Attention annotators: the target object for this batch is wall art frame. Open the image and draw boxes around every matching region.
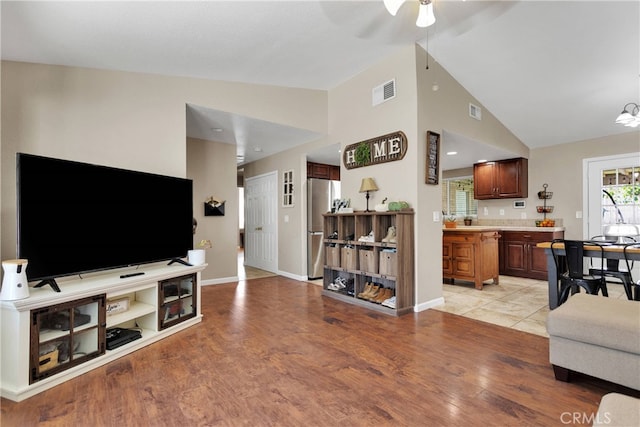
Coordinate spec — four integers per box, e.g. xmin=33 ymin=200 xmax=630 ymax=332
xmin=426 ymin=131 xmax=440 ymax=185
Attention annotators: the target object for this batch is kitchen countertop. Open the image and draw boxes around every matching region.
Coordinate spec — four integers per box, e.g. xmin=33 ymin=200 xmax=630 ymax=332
xmin=442 ymin=225 xmax=565 ymax=232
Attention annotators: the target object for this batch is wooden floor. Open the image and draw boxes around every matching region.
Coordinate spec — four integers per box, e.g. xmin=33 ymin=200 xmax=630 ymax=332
xmin=2 ymin=275 xmax=638 ymax=426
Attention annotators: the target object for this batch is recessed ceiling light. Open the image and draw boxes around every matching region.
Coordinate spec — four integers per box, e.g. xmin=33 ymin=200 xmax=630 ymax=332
xmin=477 ymin=159 xmax=488 ymax=163
xmin=446 ymin=151 xmax=457 ymax=156
xmin=211 ymin=127 xmax=223 ymax=132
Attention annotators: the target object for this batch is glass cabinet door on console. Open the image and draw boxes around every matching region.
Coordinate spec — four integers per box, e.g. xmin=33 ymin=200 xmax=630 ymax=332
xmin=30 ymin=295 xmax=106 ymax=383
xmin=158 ymin=274 xmax=197 ymax=330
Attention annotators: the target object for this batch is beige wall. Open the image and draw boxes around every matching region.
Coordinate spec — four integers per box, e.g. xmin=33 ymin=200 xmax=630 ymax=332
xmin=528 ymin=133 xmax=639 ymax=239
xmin=329 ymin=46 xmax=419 ymax=210
xmin=0 ymin=60 xmax=3 ymax=262
xmin=187 ymin=138 xmax=238 ymax=282
xmin=3 ymin=58 xmax=638 ymax=307
xmin=242 ymin=137 xmax=337 ymax=278
xmin=450 ymin=133 xmax=640 ymax=239
xmin=415 ymin=45 xmax=529 ymax=306
xmin=1 ymin=61 xmax=328 ymax=283
xmin=242 ymin=46 xmax=421 ymax=278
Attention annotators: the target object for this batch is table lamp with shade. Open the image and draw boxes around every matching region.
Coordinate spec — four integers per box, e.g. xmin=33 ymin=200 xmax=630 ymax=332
xmin=359 ymin=178 xmax=379 ymax=212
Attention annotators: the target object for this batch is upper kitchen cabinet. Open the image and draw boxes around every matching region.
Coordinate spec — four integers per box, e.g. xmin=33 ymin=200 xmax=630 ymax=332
xmin=307 ymin=161 xmax=340 ymax=181
xmin=473 ymin=158 xmax=528 ymax=200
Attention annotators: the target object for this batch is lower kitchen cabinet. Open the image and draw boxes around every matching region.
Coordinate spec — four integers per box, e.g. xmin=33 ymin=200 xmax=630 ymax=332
xmin=500 ymin=230 xmax=564 ymax=279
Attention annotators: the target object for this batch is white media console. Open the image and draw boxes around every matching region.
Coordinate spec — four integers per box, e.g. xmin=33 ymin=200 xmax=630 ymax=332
xmin=0 ymin=262 xmax=206 ymax=402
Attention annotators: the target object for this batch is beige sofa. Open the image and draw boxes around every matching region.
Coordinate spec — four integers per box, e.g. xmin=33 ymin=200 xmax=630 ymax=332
xmin=546 ymin=293 xmax=640 ymax=390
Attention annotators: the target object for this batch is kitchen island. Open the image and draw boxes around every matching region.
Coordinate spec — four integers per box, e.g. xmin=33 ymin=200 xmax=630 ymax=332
xmin=442 ymin=227 xmax=501 ymax=289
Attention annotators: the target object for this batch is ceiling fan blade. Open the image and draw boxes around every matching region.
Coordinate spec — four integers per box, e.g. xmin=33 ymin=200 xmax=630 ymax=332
xmin=434 ymin=1 xmax=516 ymax=38
xmin=318 ymin=1 xmax=425 ymax=43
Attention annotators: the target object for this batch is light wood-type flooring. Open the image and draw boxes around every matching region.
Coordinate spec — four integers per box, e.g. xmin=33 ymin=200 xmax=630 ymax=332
xmin=2 ymin=274 xmax=638 ymax=426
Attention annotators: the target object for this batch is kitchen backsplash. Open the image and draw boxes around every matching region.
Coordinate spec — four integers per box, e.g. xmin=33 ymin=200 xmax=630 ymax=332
xmin=475 ymin=218 xmax=563 ymax=227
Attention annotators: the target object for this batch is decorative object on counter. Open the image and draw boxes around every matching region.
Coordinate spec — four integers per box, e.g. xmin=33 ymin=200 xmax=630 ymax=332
xmin=188 ymin=239 xmax=212 ymax=266
xmin=0 ymin=259 xmax=30 ymax=301
xmin=615 ymin=102 xmax=640 ymax=128
xmin=464 ymin=217 xmax=473 ymax=226
xmin=375 ymin=197 xmax=389 ymax=212
xmin=333 ymin=198 xmax=350 ymax=213
xmin=197 ymin=239 xmax=212 ymax=249
xmin=343 ymin=131 xmax=407 ymax=169
xmin=536 ymin=206 xmax=554 ymax=213
xmin=106 ymin=296 xmax=130 ymax=316
xmin=204 ymin=197 xmax=225 ymax=216
xmin=426 ymin=130 xmax=440 ymax=185
xmin=536 ymin=183 xmax=554 ymax=226
xmin=444 ymin=215 xmax=457 ymax=228
xmin=359 ymin=177 xmax=379 ymax=212
xmin=388 ymin=201 xmax=410 ymax=211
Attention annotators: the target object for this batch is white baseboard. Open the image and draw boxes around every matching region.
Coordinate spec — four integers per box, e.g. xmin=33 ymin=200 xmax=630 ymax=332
xmin=414 ymin=297 xmax=445 ymax=312
xmin=278 ymin=270 xmax=307 ymax=282
xmin=201 ymin=276 xmax=239 ymax=286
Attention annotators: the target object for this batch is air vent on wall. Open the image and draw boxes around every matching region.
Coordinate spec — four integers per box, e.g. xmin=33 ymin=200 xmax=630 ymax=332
xmin=372 ymin=79 xmax=396 ymax=106
xmin=469 ymin=103 xmax=482 ymax=120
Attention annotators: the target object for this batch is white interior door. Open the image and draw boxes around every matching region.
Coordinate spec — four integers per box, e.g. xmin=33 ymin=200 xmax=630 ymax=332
xmin=244 ymin=171 xmax=278 ymax=272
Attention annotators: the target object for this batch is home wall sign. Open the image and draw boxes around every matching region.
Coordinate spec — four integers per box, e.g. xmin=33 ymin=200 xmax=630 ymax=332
xmin=425 ymin=131 xmax=440 ymax=185
xmin=343 ymin=131 xmax=407 ymax=170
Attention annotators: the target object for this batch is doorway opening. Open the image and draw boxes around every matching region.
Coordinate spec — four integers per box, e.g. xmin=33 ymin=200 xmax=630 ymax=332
xmin=584 ymin=153 xmax=640 ymax=238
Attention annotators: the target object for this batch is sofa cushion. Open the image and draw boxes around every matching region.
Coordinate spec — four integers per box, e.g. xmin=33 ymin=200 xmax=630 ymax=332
xmin=547 ymin=294 xmax=640 ymax=354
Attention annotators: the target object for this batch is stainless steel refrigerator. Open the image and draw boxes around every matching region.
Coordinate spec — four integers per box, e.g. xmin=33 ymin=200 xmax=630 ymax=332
xmin=307 ymin=178 xmax=340 ymax=279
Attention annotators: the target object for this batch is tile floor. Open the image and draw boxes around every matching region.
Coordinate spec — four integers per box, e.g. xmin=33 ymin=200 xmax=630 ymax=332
xmin=433 ymin=276 xmax=630 ymax=337
xmin=236 ymin=250 xmax=629 ymax=338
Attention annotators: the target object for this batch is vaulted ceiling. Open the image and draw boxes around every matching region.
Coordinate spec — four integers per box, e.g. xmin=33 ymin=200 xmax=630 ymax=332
xmin=2 ymin=1 xmax=638 ymax=169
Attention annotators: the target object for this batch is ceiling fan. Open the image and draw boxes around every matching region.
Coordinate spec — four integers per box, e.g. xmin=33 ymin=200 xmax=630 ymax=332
xmin=384 ymin=0 xmax=436 ymax=28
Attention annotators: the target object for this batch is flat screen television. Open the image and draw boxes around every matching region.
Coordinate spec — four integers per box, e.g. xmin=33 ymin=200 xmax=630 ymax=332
xmin=17 ymin=153 xmax=193 ymax=291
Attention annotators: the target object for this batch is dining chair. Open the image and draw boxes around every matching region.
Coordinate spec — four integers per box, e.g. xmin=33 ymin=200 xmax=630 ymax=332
xmin=588 ymin=235 xmax=636 ymax=300
xmin=550 ymin=239 xmax=608 ymax=306
xmin=622 ymin=242 xmax=640 ymax=301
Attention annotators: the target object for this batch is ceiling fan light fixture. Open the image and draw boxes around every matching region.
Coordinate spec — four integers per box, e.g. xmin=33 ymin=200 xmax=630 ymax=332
xmin=615 ymin=112 xmax=633 ymax=124
xmin=416 ymin=0 xmax=436 ymax=28
xmin=383 ymin=0 xmax=406 ymax=16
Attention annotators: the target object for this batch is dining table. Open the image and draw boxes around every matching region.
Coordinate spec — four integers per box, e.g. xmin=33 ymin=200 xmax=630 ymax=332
xmin=537 ymin=241 xmax=640 ymax=309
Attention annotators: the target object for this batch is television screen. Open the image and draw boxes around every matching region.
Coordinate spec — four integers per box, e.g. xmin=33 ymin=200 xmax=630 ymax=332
xmin=17 ymin=153 xmax=193 ymax=285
